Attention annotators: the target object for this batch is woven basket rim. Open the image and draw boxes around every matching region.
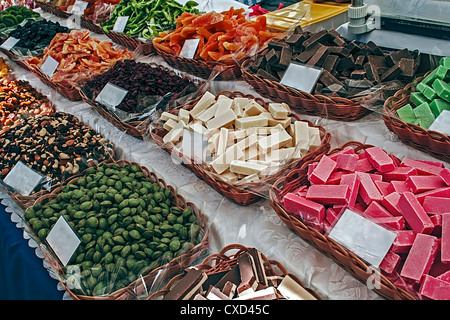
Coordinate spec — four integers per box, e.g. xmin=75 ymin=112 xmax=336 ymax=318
xmin=22 ymin=159 xmax=209 ymax=300
xmin=147 ymin=243 xmax=322 ymax=300
xmin=269 ymin=141 xmax=418 ymax=300
xmin=150 ymin=90 xmax=331 ymax=203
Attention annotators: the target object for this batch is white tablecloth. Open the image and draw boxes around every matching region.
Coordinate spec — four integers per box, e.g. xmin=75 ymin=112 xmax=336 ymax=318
xmin=2 ymin=7 xmax=448 ymax=300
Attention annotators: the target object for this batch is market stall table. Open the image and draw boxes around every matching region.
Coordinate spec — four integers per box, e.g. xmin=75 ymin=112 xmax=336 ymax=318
xmin=0 ymin=4 xmax=448 ymax=300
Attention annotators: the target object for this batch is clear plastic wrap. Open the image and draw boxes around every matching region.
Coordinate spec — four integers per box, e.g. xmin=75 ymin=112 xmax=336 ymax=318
xmin=147 ymin=68 xmax=331 ymax=204
xmin=77 ymin=54 xmax=204 ymax=139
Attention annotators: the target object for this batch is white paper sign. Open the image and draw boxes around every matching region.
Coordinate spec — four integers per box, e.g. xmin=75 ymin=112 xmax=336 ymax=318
xmin=40 ymin=55 xmax=59 ymax=78
xmin=281 ymin=62 xmax=323 ymax=93
xmin=179 ymin=39 xmax=200 ymax=59
xmin=113 ymin=16 xmax=129 ymax=33
xmin=46 ymin=216 xmax=81 ymax=266
xmin=327 ymin=208 xmax=397 ymax=267
xmin=3 ymin=161 xmax=45 ymax=196
xmin=95 ymin=82 xmax=128 ymax=109
xmin=0 ymin=37 xmax=20 ymax=51
xmin=71 ymin=0 xmax=88 ymax=15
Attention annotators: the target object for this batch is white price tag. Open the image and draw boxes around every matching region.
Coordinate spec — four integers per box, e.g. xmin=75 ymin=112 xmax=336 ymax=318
xmin=40 ymin=55 xmax=59 ymax=78
xmin=179 ymin=38 xmax=200 ymax=59
xmin=71 ymin=0 xmax=88 ymax=15
xmin=280 ymin=62 xmax=323 ymax=93
xmin=112 ymin=16 xmax=129 ymax=33
xmin=0 ymin=37 xmax=20 ymax=51
xmin=95 ymin=82 xmax=128 ymax=109
xmin=3 ymin=161 xmax=45 ymax=196
xmin=327 ymin=208 xmax=397 ymax=267
xmin=46 ymin=216 xmax=81 ymax=266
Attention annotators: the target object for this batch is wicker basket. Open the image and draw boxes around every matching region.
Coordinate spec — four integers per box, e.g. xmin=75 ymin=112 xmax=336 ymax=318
xmin=79 ymin=62 xmax=204 ymax=139
xmin=80 ymin=16 xmax=105 ymax=34
xmin=147 ymin=243 xmax=322 ymax=300
xmin=23 ymin=159 xmax=210 ymax=300
xmin=154 ymin=46 xmax=242 ymax=81
xmin=105 ymin=31 xmax=154 ymax=55
xmin=383 ymin=73 xmax=450 ymax=163
xmin=269 ymin=141 xmax=418 ymax=300
xmin=241 ymin=58 xmax=379 ymax=121
xmin=150 ymin=90 xmax=331 ymax=206
xmin=24 ymin=58 xmax=82 ymax=101
xmin=34 ymin=1 xmax=71 ymax=18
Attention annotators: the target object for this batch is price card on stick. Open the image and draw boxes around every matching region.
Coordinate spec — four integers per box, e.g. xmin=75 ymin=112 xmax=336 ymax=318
xmin=113 ymin=16 xmax=129 ymax=33
xmin=3 ymin=161 xmax=45 ymax=196
xmin=179 ymin=39 xmax=200 ymax=59
xmin=46 ymin=216 xmax=81 ymax=266
xmin=327 ymin=208 xmax=397 ymax=268
xmin=95 ymin=82 xmax=128 ymax=110
xmin=0 ymin=37 xmax=19 ymax=51
xmin=280 ymin=62 xmax=323 ymax=94
xmin=40 ymin=55 xmax=59 ymax=78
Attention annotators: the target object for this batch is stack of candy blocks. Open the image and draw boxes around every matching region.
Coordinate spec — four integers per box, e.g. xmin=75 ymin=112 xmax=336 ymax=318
xmin=281 ymin=145 xmax=450 ymax=299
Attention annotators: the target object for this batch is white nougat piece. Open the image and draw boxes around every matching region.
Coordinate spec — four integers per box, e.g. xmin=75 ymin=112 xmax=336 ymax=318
xmin=277 ymin=275 xmax=317 ymax=300
xmin=220 ymin=170 xmax=238 ymax=182
xmin=206 ymin=109 xmax=237 ymax=131
xmin=265 ymin=147 xmax=296 ymax=162
xmin=236 ymin=133 xmax=258 ymax=150
xmin=244 ymin=100 xmax=266 ymax=116
xmin=163 ymin=120 xmax=185 ymax=144
xmin=178 ymin=108 xmax=190 ymax=124
xmin=260 ymin=112 xmax=291 ymax=128
xmin=196 ymin=102 xmax=218 ymax=123
xmin=235 ymin=114 xmax=268 ymax=130
xmin=188 ymin=121 xmax=208 ymax=136
xmin=230 ymin=160 xmax=268 ymax=176
xmin=244 ymin=144 xmax=259 ymax=161
xmin=233 ymin=97 xmax=249 ymax=118
xmin=308 ymin=126 xmax=321 ymax=150
xmin=257 ymin=129 xmax=292 ymax=154
xmin=268 ymin=102 xmax=290 ymax=119
xmin=161 ymin=111 xmax=179 ymax=122
xmin=190 ymin=91 xmax=216 ymax=118
xmin=163 ymin=118 xmax=178 ymax=131
xmin=293 ymin=121 xmax=309 ymax=146
xmin=215 ymin=95 xmax=234 ymax=117
xmin=210 ymin=144 xmax=244 ymax=174
xmin=217 ymin=128 xmax=229 ymax=156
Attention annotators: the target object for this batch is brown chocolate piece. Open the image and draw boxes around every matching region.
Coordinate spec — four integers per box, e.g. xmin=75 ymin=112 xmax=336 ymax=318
xmin=294 ymin=43 xmax=323 ymax=63
xmin=336 ymin=56 xmax=355 ymax=72
xmin=366 ymin=41 xmax=384 ymax=55
xmin=237 ymin=252 xmax=259 ymax=294
xmin=248 ymin=248 xmax=269 ymax=289
xmin=350 ymin=70 xmax=366 ymax=80
xmin=364 ymin=62 xmax=380 ymax=84
xmin=306 ymin=45 xmax=329 ymax=67
xmin=385 ymin=48 xmax=412 ymax=66
xmin=267 ymin=39 xmax=289 ymax=51
xmin=206 ymin=286 xmax=232 ymax=300
xmin=368 ymin=55 xmax=388 ymax=68
xmin=257 ymin=68 xmax=279 ymax=82
xmin=328 ymin=46 xmax=350 ymax=57
xmin=322 ymin=54 xmax=339 ymax=74
xmin=285 ymin=33 xmax=306 ymax=47
xmin=163 ymin=268 xmax=207 ymax=300
xmin=222 ymin=281 xmax=237 ymax=298
xmin=398 ymin=57 xmax=415 ymax=80
xmin=345 ymin=41 xmax=362 ymax=54
xmin=276 ymin=46 xmax=292 ymax=69
xmin=265 ymin=48 xmax=280 ymax=64
xmin=319 ymin=69 xmax=345 ymax=89
xmin=215 ymin=265 xmax=241 ymax=290
xmin=302 ymin=29 xmax=331 ymax=50
xmin=354 ymin=55 xmax=366 ymax=69
xmin=380 ymin=64 xmax=402 ymax=82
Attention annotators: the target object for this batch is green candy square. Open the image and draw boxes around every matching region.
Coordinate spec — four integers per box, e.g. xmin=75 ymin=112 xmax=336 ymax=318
xmin=432 ymin=79 xmax=450 ymax=102
xmin=413 ymin=102 xmax=435 ymax=130
xmin=410 ymin=91 xmax=430 ymax=107
xmin=430 ymin=99 xmax=450 ymax=117
xmin=397 ymin=103 xmax=416 ymax=120
xmin=440 ymin=57 xmax=450 ymax=69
